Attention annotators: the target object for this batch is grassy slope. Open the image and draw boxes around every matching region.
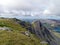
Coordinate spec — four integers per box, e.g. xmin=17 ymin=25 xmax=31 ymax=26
xmin=52 ymin=31 xmax=60 ymax=38
xmin=0 ymin=18 xmax=42 ymax=45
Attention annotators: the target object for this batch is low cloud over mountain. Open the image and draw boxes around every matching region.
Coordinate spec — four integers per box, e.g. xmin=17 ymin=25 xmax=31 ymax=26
xmin=0 ymin=0 xmax=60 ymax=19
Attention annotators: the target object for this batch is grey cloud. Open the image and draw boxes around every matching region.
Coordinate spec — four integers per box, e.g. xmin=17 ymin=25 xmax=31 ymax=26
xmin=0 ymin=0 xmax=60 ymax=19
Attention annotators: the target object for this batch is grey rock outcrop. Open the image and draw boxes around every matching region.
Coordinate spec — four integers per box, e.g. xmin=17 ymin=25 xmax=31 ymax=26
xmin=31 ymin=20 xmax=58 ymax=45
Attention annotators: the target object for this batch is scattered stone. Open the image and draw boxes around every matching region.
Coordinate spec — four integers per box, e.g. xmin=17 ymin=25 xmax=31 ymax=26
xmin=21 ymin=31 xmax=30 ymax=37
xmin=0 ymin=27 xmax=11 ymax=31
xmin=40 ymin=41 xmax=48 ymax=45
xmin=25 ymin=31 xmax=30 ymax=36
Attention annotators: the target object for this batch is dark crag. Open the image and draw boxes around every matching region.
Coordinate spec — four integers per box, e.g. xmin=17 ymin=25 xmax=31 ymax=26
xmin=32 ymin=20 xmax=59 ymax=45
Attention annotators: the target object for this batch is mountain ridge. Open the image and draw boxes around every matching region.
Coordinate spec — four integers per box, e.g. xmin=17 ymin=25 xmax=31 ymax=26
xmin=32 ymin=20 xmax=59 ymax=45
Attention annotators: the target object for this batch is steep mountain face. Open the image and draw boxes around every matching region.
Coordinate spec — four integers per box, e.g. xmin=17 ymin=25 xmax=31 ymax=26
xmin=32 ymin=20 xmax=58 ymax=45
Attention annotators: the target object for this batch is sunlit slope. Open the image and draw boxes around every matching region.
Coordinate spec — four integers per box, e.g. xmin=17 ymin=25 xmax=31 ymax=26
xmin=0 ymin=19 xmax=27 ymax=31
xmin=0 ymin=18 xmax=42 ymax=45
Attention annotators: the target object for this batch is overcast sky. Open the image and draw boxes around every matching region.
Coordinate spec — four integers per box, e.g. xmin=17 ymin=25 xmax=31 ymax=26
xmin=0 ymin=0 xmax=60 ymax=19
